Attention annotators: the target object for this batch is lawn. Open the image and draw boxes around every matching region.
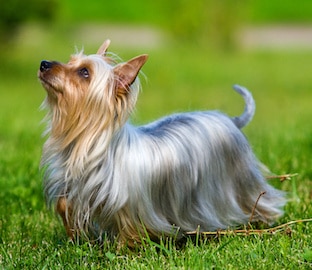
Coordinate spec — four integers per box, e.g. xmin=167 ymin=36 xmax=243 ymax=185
xmin=0 ymin=24 xmax=311 ymax=269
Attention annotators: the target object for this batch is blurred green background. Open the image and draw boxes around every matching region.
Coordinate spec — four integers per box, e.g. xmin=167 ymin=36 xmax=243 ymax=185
xmin=1 ymin=0 xmax=312 ymax=204
xmin=0 ymin=2 xmax=312 ymax=185
xmin=1 ymin=0 xmax=312 ymax=121
xmin=0 ymin=0 xmax=312 ymax=267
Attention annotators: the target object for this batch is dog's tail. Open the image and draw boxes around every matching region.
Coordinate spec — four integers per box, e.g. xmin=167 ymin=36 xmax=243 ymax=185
xmin=231 ymin=84 xmax=255 ymax=129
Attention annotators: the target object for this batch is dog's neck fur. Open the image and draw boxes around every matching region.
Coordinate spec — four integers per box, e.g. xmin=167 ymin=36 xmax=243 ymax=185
xmin=43 ymin=102 xmax=136 ymax=183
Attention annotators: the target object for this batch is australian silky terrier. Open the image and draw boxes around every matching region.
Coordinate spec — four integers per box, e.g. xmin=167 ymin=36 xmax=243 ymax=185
xmin=38 ymin=40 xmax=285 ymax=246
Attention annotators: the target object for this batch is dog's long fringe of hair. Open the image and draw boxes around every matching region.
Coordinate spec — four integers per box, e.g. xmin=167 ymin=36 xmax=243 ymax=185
xmin=40 ymin=45 xmax=285 ymax=246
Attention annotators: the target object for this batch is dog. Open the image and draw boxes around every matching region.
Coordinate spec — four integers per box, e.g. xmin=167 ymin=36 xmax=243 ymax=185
xmin=38 ymin=39 xmax=285 ymax=246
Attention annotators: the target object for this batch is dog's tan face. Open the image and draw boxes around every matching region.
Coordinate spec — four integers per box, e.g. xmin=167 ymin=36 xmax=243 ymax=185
xmin=39 ymin=40 xmax=148 ymax=106
xmin=38 ymin=40 xmax=148 ymax=145
xmin=39 ymin=39 xmax=112 ymax=104
xmin=39 ymin=55 xmax=93 ymax=101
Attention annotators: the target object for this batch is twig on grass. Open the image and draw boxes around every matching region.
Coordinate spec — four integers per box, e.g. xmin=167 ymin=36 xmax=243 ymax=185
xmin=248 ymin=191 xmax=266 ymax=226
xmin=186 ymin=218 xmax=312 ymax=237
xmin=266 ymin=173 xmax=298 ymax=182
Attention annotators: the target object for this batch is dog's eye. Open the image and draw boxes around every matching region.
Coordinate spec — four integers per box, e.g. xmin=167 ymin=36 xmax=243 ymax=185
xmin=78 ymin=68 xmax=89 ymax=78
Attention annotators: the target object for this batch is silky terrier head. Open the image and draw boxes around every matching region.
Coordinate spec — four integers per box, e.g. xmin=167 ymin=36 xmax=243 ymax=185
xmin=39 ymin=39 xmax=147 ymax=142
xmin=38 ymin=40 xmax=285 ymax=247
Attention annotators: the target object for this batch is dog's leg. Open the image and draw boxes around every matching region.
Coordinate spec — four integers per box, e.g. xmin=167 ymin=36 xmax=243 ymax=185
xmin=56 ymin=197 xmax=75 ymax=239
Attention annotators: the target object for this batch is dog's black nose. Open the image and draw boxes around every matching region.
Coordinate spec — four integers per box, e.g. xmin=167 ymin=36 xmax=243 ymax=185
xmin=40 ymin=60 xmax=52 ymax=72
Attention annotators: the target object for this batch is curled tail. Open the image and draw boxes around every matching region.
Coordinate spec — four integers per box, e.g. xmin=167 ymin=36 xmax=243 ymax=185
xmin=232 ymin=84 xmax=255 ymax=129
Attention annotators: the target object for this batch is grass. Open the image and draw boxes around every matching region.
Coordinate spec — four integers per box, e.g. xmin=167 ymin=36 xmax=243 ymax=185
xmin=0 ymin=24 xmax=312 ymax=269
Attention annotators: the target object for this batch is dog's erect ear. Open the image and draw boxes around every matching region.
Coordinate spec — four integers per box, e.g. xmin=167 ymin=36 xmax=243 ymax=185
xmin=114 ymin=54 xmax=148 ymax=89
xmin=97 ymin=39 xmax=111 ymax=55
